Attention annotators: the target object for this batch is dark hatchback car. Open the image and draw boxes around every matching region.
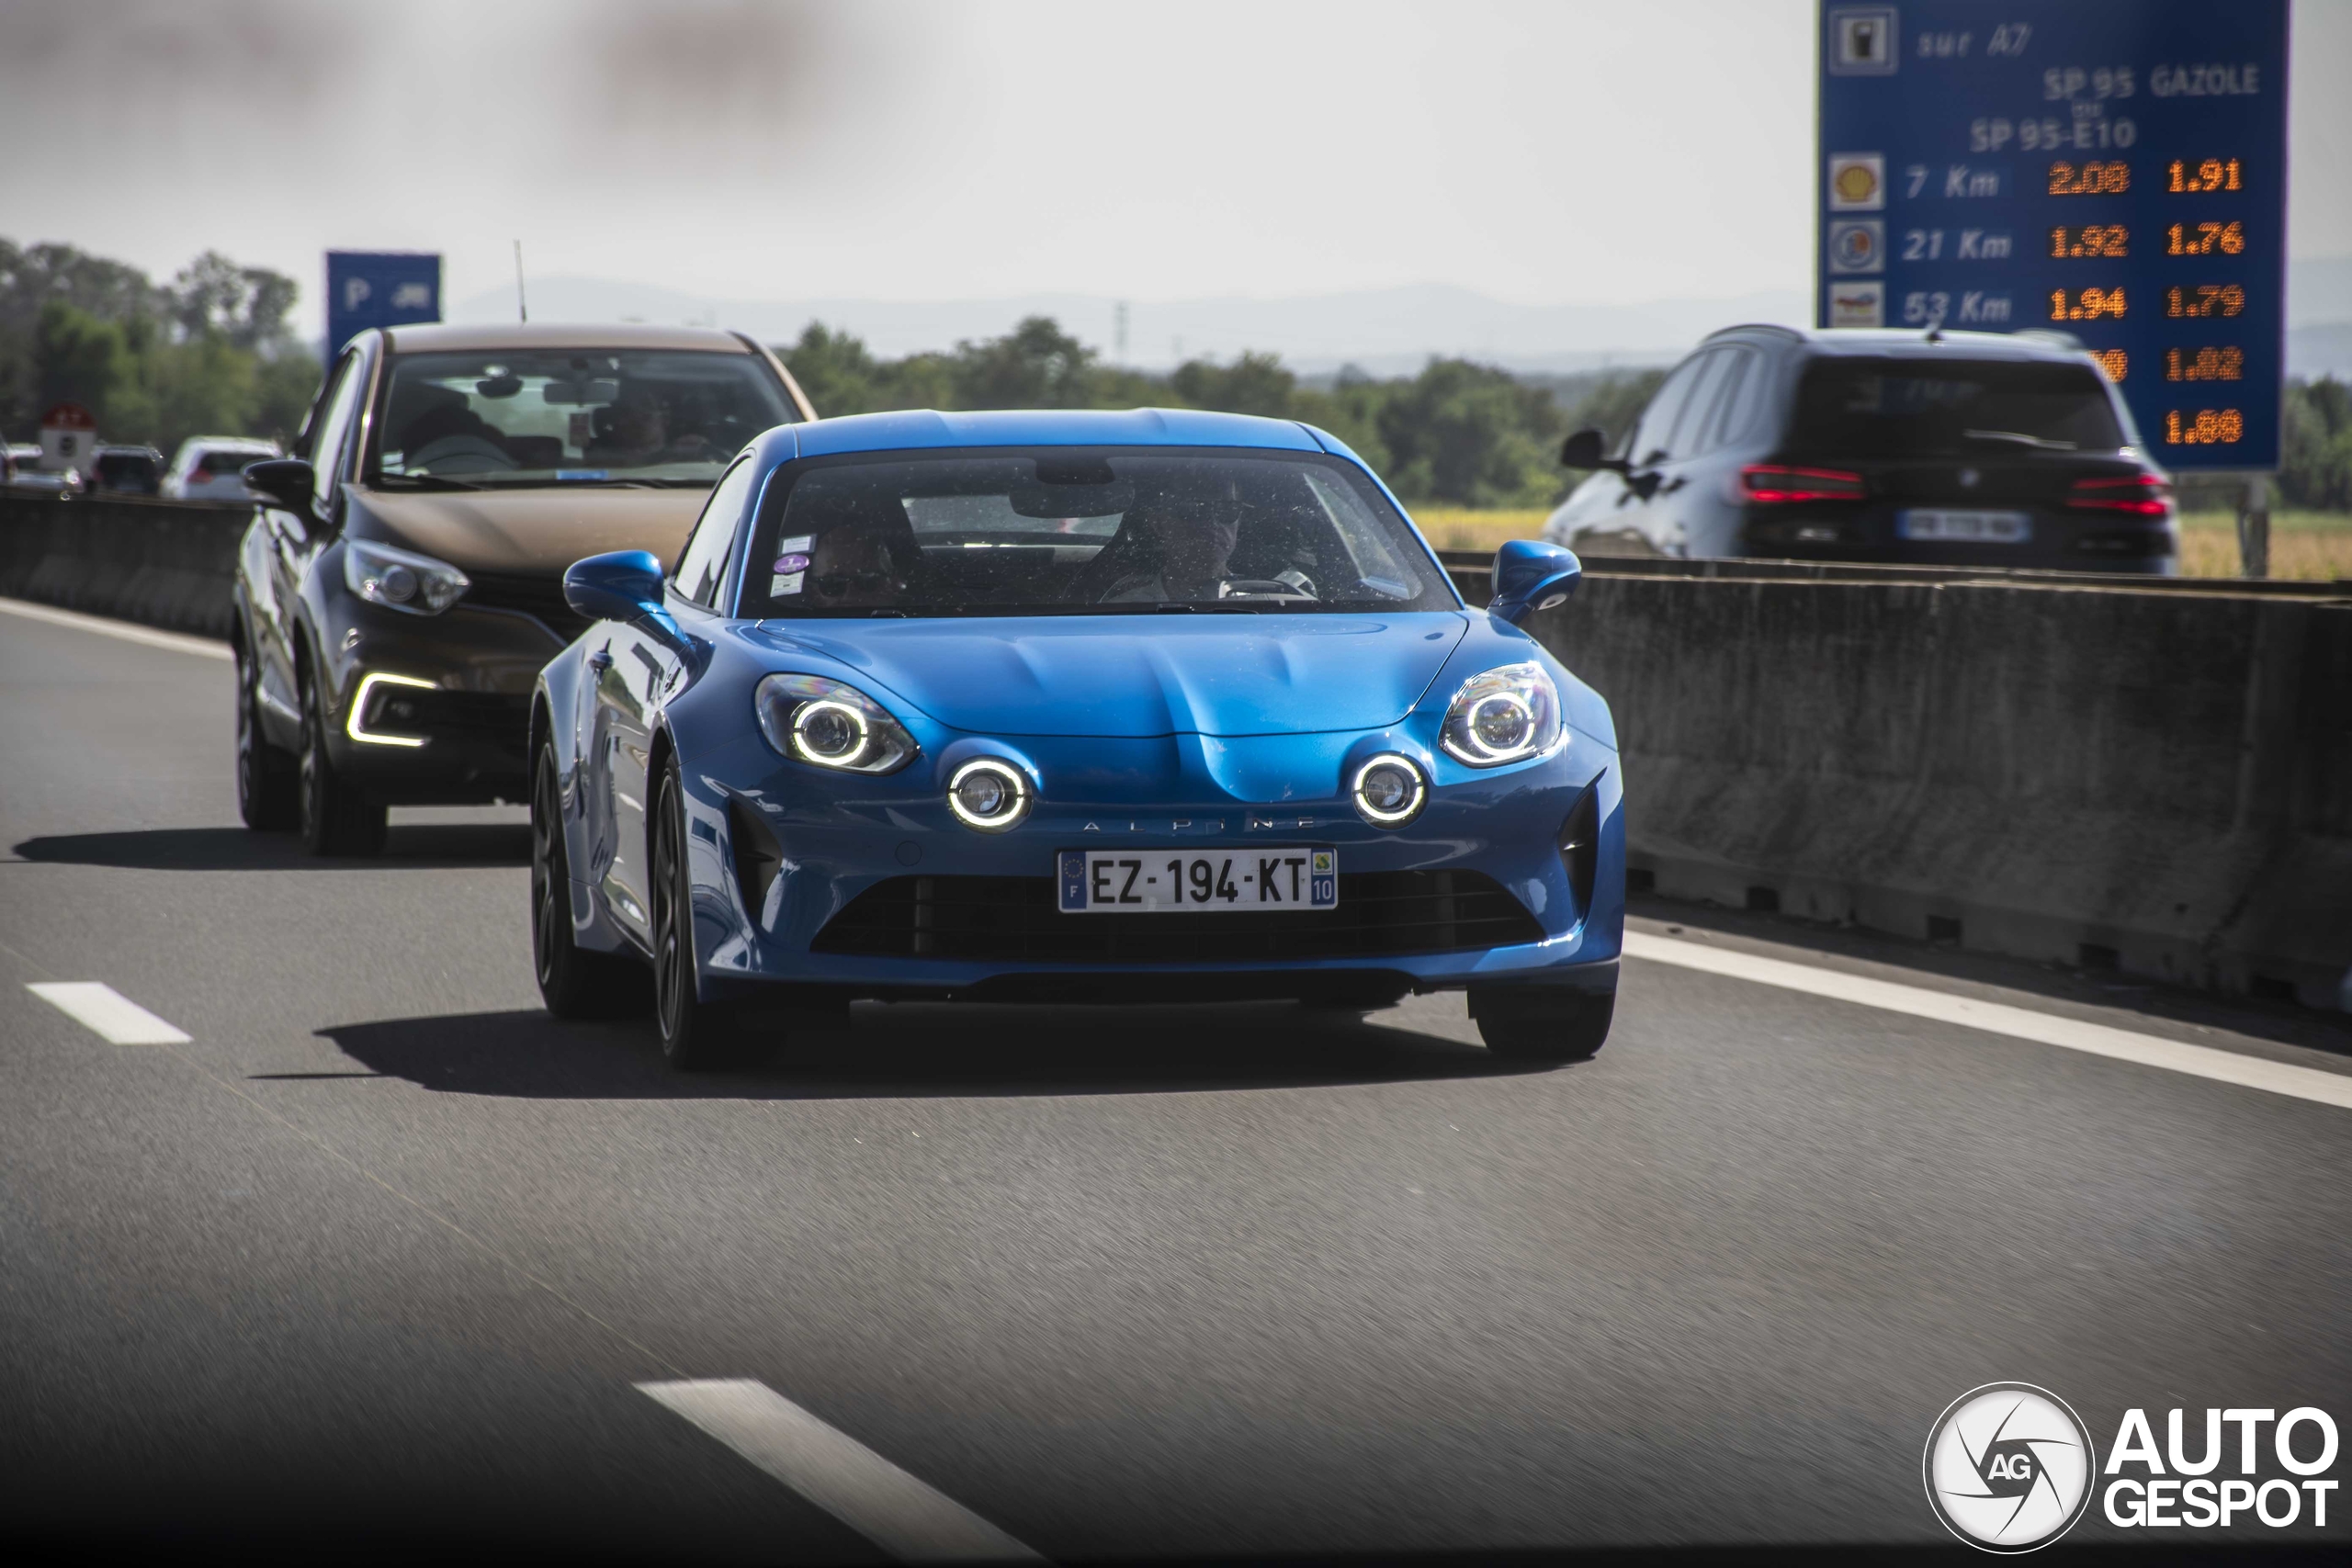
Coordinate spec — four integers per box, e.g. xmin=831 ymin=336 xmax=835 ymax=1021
xmin=233 ymin=321 xmax=815 ymax=854
xmin=1544 ymin=325 xmax=2176 ymax=573
xmin=91 ymin=444 xmax=164 ymax=495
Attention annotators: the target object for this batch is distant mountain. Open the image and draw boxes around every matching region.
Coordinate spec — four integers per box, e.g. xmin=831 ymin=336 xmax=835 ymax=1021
xmin=453 ymin=276 xmax=1802 ymax=372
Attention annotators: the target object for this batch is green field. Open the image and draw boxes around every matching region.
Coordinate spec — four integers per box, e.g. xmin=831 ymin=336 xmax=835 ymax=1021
xmin=1410 ymin=506 xmax=2352 ymax=582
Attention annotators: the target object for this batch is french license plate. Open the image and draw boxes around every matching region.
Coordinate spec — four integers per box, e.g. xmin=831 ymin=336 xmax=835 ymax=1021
xmin=1898 ymin=508 xmax=2031 ymax=543
xmin=1058 ymin=848 xmax=1337 ymax=912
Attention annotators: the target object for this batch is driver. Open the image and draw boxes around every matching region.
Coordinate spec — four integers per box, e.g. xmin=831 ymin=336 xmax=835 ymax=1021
xmin=589 ymin=391 xmax=711 ymax=466
xmin=1099 ymin=499 xmax=1240 ymax=603
xmin=805 ymin=518 xmax=913 ymax=608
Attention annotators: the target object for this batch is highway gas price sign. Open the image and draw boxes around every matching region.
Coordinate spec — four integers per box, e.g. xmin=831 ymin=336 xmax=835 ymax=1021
xmin=1817 ymin=1 xmax=2288 ymax=469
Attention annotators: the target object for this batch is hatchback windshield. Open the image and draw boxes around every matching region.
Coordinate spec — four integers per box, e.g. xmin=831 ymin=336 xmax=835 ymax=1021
xmin=1790 ymin=357 xmax=2128 ymax=456
xmin=368 ymin=349 xmax=795 ymax=488
xmin=741 ymin=449 xmax=1455 ymax=616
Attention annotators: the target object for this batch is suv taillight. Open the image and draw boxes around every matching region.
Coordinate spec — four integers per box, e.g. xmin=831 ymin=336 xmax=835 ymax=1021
xmin=1742 ymin=464 xmax=1865 ymax=503
xmin=2067 ymin=474 xmax=2172 ymax=516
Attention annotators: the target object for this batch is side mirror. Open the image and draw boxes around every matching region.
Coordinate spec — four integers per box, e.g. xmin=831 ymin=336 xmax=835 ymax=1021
xmin=1558 ymin=426 xmax=1627 ymax=474
xmin=1488 ymin=538 xmax=1582 ymax=626
xmin=244 ymin=458 xmax=314 ymax=511
xmin=564 ymin=549 xmax=667 ymax=625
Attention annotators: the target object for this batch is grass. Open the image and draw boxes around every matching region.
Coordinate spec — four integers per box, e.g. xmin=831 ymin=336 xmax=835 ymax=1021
xmin=1408 ymin=504 xmax=2352 ymax=581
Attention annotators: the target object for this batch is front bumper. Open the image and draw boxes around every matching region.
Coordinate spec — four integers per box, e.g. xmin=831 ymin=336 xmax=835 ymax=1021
xmin=665 ymin=723 xmax=1626 ymax=1002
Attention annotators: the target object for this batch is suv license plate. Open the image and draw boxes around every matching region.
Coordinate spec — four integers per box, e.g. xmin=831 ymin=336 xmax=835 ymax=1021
xmin=1898 ymin=508 xmax=2031 ymax=542
xmin=1059 ymin=848 xmax=1337 ymax=912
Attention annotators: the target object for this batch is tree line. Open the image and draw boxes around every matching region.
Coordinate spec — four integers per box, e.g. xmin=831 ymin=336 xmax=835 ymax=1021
xmin=778 ymin=316 xmax=1660 ymax=509
xmin=1 ymin=240 xmax=321 ymax=457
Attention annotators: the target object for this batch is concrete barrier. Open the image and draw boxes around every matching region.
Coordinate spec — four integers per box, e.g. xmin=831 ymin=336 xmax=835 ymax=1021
xmin=0 ymin=493 xmax=246 ymax=640
xmin=1456 ymin=554 xmax=2352 ymax=1012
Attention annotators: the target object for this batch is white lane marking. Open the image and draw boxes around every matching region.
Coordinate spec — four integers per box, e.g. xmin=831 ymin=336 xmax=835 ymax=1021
xmin=27 ymin=982 xmax=194 ymax=1044
xmin=1623 ymin=931 xmax=2352 ymax=1111
xmin=0 ymin=595 xmax=232 ymax=660
xmin=638 ymin=1379 xmax=1044 ymax=1562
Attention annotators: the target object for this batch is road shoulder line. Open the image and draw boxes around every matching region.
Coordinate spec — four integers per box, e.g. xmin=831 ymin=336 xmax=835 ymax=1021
xmin=638 ymin=1379 xmax=1045 ymax=1562
xmin=0 ymin=595 xmax=232 ymax=660
xmin=27 ymin=982 xmax=194 ymax=1044
xmin=1623 ymin=931 xmax=2352 ymax=1111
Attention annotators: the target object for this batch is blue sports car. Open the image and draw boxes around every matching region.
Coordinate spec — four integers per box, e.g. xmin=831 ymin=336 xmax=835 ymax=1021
xmin=530 ymin=409 xmax=1624 ymax=1068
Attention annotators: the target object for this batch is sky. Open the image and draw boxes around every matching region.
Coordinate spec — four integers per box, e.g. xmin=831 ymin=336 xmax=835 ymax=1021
xmin=1 ymin=0 xmax=2346 ymax=339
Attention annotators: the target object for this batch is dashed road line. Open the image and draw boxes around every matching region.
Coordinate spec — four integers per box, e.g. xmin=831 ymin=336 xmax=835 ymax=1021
xmin=638 ymin=1379 xmax=1045 ymax=1562
xmin=27 ymin=982 xmax=194 ymax=1044
xmin=0 ymin=595 xmax=232 ymax=660
xmin=1625 ymin=931 xmax=2352 ymax=1111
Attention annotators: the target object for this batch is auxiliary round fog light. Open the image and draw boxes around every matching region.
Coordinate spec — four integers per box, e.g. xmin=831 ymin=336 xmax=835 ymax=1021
xmin=1350 ymin=753 xmax=1427 ymax=828
xmin=947 ymin=758 xmax=1032 ymax=832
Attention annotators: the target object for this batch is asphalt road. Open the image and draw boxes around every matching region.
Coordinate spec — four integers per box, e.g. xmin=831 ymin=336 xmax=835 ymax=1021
xmin=3 ymin=599 xmax=2348 ymax=1561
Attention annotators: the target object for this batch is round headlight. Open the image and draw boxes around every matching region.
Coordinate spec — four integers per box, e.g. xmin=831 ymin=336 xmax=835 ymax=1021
xmin=1439 ymin=662 xmax=1563 ymax=767
xmin=947 ymin=758 xmax=1032 ymax=832
xmin=1350 ymin=753 xmax=1427 ymax=828
xmin=792 ymin=698 xmax=869 ymax=764
xmin=379 ymin=563 xmax=419 ymax=604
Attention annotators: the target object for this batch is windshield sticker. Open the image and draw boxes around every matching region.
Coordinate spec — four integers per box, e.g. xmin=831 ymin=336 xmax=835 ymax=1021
xmin=556 ymin=468 xmax=610 ymax=481
xmin=777 ymin=535 xmax=812 ymax=555
xmin=774 ymin=552 xmax=811 ymax=573
xmin=771 ymin=570 xmax=806 ymax=596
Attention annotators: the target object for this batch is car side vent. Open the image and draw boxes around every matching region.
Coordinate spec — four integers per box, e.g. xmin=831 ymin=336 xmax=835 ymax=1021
xmin=727 ymin=797 xmax=786 ymax=924
xmin=1557 ymin=784 xmax=1600 ymax=917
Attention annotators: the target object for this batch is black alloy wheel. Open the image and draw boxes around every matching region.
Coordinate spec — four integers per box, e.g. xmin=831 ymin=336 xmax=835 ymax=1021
xmin=530 ymin=743 xmax=644 ymax=1019
xmin=234 ymin=637 xmax=298 ymax=830
xmin=1467 ymin=985 xmax=1614 ymax=1064
xmin=298 ymin=669 xmax=387 ymax=857
xmin=650 ymin=762 xmax=748 ymax=1069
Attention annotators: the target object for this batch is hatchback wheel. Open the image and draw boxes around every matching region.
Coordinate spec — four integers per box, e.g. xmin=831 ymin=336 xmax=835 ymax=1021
xmin=298 ymin=671 xmax=386 ymax=857
xmin=234 ymin=639 xmax=298 ymax=831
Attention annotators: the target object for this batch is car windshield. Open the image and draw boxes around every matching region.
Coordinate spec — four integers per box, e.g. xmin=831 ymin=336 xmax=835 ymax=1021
xmin=368 ymin=349 xmax=794 ymax=488
xmin=741 ymin=449 xmax=1456 ymax=617
xmin=1789 ymin=357 xmax=2127 ymax=456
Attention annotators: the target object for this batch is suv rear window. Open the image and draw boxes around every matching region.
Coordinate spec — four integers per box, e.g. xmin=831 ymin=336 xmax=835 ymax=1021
xmin=1790 ymin=357 xmax=2126 ymax=456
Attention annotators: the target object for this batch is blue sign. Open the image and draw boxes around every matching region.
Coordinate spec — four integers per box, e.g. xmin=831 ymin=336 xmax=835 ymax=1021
xmin=324 ymin=251 xmax=442 ymax=364
xmin=1818 ymin=1 xmax=2288 ymax=469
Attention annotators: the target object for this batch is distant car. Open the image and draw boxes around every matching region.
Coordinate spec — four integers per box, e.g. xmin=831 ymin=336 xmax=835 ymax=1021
xmin=163 ymin=436 xmax=282 ymax=502
xmin=91 ymin=445 xmax=165 ymax=496
xmin=4 ymin=444 xmax=83 ymax=498
xmin=533 ymin=409 xmax=1624 ymax=1068
xmin=1543 ymin=325 xmax=2177 ymax=574
xmin=231 ymin=321 xmax=816 ymax=857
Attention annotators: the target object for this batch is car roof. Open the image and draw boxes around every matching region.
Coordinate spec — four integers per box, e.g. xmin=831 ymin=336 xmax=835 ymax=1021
xmin=774 ymin=407 xmax=1324 ymax=463
xmin=1702 ymin=322 xmax=2098 ymax=365
xmin=380 ymin=321 xmax=755 ymax=355
xmin=176 ymin=435 xmax=279 ymax=450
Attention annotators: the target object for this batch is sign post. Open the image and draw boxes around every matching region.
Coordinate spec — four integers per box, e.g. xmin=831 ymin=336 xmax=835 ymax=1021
xmin=324 ymin=252 xmax=443 ymax=364
xmin=1817 ymin=0 xmax=2290 ymax=570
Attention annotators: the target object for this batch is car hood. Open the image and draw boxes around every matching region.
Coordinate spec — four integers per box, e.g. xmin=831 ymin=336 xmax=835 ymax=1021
xmin=744 ymin=615 xmax=1471 ymax=738
xmin=352 ymin=486 xmax=707 ymax=575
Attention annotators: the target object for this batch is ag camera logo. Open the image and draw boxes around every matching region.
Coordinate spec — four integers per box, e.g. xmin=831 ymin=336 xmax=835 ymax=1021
xmin=1923 ymin=1383 xmax=2094 ymax=1551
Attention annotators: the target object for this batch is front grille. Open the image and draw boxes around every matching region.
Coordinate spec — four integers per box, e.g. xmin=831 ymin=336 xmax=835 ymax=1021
xmin=464 ymin=570 xmax=594 ymax=641
xmin=361 ymin=684 xmax=530 ymax=755
xmin=811 ymin=869 xmax=1543 ymax=964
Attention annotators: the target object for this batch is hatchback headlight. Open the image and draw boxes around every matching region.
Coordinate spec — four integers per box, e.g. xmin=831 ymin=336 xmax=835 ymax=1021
xmin=1439 ymin=661 xmax=1563 ymax=767
xmin=345 ymin=538 xmax=469 ymax=615
xmin=754 ymin=673 xmax=918 ymax=774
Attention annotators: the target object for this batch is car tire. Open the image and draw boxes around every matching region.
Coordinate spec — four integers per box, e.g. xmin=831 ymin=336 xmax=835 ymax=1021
xmin=298 ymin=668 xmax=386 ymax=857
xmin=530 ymin=742 xmax=647 ymax=1020
xmin=235 ymin=637 xmax=298 ymax=831
xmin=650 ymin=760 xmax=756 ymax=1070
xmin=1468 ymin=985 xmax=1613 ymax=1064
